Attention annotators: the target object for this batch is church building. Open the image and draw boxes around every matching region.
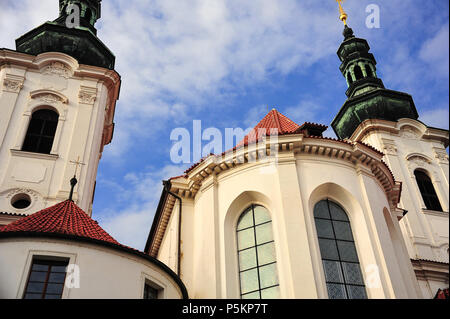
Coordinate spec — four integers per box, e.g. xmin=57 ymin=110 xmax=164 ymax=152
xmin=0 ymin=1 xmax=448 ymax=299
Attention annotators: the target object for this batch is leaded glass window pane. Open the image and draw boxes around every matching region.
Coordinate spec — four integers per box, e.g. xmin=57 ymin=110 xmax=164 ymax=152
xmin=255 ymin=223 xmax=273 ymax=245
xmin=237 ymin=208 xmax=254 ymax=230
xmin=261 ymin=286 xmax=280 ymax=299
xmin=333 ymin=221 xmax=353 ymax=241
xmin=254 ymin=206 xmax=271 ymax=225
xmin=236 ymin=205 xmax=280 ymax=299
xmin=238 ymin=228 xmax=255 ymax=250
xmin=259 ymin=263 xmax=279 ymax=289
xmin=239 ymin=248 xmax=257 ymax=271
xmin=313 ymin=200 xmax=367 ymax=299
xmin=240 ymin=269 xmax=259 ymax=294
xmin=257 ymin=242 xmax=276 ymax=266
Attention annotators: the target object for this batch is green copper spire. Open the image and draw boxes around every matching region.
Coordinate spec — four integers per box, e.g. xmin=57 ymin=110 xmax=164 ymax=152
xmin=15 ymin=0 xmax=115 ymax=69
xmin=331 ymin=24 xmax=419 ymax=140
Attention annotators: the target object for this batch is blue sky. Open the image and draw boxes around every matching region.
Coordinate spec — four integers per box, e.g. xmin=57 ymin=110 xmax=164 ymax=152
xmin=1 ymin=0 xmax=448 ymax=250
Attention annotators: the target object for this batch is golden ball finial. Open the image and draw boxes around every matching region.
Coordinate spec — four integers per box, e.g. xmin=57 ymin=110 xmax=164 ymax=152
xmin=336 ymin=0 xmax=348 ymax=25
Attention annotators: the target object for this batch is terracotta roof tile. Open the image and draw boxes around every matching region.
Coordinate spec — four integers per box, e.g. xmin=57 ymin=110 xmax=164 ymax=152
xmin=237 ymin=109 xmax=301 ymax=147
xmin=0 ymin=200 xmax=120 ymax=245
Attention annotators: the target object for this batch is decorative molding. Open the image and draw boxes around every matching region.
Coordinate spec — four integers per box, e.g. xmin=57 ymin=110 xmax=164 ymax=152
xmin=10 ymin=149 xmax=59 ymax=161
xmin=4 ymin=188 xmax=40 ymax=202
xmin=400 ymin=126 xmax=420 ymax=139
xmin=30 ymin=89 xmax=68 ymax=104
xmin=382 ymin=141 xmax=397 ymax=156
xmin=78 ymin=86 xmax=97 ymax=105
xmin=2 ymin=74 xmax=24 ymax=93
xmin=434 ymin=149 xmax=449 ymax=164
xmin=41 ymin=62 xmax=73 ymax=79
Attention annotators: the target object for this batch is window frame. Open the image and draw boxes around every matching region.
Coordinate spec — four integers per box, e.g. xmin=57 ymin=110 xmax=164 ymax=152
xmin=21 ymin=109 xmax=59 ymax=155
xmin=414 ymin=170 xmax=443 ymax=212
xmin=22 ymin=257 xmax=69 ymax=299
xmin=236 ymin=204 xmax=280 ymax=299
xmin=313 ymin=199 xmax=368 ymax=299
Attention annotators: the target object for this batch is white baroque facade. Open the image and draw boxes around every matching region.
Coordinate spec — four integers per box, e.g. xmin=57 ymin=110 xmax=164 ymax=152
xmin=0 ymin=50 xmax=120 ymax=217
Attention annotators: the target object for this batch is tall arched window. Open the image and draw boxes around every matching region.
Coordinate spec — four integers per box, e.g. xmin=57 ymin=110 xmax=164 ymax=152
xmin=314 ymin=199 xmax=367 ymax=299
xmin=354 ymin=65 xmax=364 ymax=80
xmin=22 ymin=109 xmax=59 ymax=154
xmin=414 ymin=170 xmax=443 ymax=212
xmin=236 ymin=205 xmax=280 ymax=299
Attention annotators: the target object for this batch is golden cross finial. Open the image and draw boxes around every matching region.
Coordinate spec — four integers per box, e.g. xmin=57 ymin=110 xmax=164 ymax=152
xmin=336 ymin=0 xmax=348 ymax=25
xmin=70 ymin=156 xmax=86 ymax=177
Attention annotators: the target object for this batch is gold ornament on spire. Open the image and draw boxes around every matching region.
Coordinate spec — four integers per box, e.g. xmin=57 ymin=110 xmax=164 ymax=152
xmin=336 ymin=0 xmax=348 ymax=25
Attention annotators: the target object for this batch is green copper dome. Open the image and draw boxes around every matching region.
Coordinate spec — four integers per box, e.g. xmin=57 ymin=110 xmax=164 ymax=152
xmin=15 ymin=0 xmax=115 ymax=69
xmin=331 ymin=25 xmax=418 ymax=139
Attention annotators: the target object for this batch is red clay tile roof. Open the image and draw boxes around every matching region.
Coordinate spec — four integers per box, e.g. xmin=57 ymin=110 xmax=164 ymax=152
xmin=0 ymin=200 xmax=120 ymax=245
xmin=435 ymin=288 xmax=449 ymax=299
xmin=237 ymin=109 xmax=301 ymax=147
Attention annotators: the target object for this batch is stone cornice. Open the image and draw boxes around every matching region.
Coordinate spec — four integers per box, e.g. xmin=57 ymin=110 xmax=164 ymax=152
xmin=351 ymin=118 xmax=449 ymax=148
xmin=167 ymin=135 xmax=400 ymax=210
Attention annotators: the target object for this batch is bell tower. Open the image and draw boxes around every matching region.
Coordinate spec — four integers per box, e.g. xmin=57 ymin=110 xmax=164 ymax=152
xmin=331 ymin=23 xmax=420 ymax=140
xmin=0 ymin=0 xmax=121 ymax=221
xmin=331 ymin=2 xmax=449 ymax=298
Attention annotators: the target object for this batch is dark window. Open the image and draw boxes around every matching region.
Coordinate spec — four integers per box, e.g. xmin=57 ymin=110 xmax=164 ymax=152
xmin=22 ymin=109 xmax=59 ymax=154
xmin=84 ymin=8 xmax=93 ymax=23
xmin=365 ymin=64 xmax=374 ymax=77
xmin=414 ymin=170 xmax=443 ymax=212
xmin=347 ymin=72 xmax=353 ymax=85
xmin=354 ymin=65 xmax=363 ymax=80
xmin=237 ymin=205 xmax=280 ymax=299
xmin=143 ymin=283 xmax=159 ymax=299
xmin=314 ymin=199 xmax=367 ymax=299
xmin=23 ymin=259 xmax=68 ymax=299
xmin=12 ymin=199 xmax=31 ymax=209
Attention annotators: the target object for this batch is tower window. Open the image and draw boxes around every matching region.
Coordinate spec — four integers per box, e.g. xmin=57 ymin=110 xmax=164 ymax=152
xmin=236 ymin=205 xmax=280 ymax=299
xmin=313 ymin=199 xmax=367 ymax=299
xmin=414 ymin=170 xmax=443 ymax=212
xmin=22 ymin=109 xmax=59 ymax=154
xmin=365 ymin=64 xmax=374 ymax=77
xmin=23 ymin=258 xmax=68 ymax=299
xmin=354 ymin=65 xmax=363 ymax=80
xmin=347 ymin=72 xmax=353 ymax=85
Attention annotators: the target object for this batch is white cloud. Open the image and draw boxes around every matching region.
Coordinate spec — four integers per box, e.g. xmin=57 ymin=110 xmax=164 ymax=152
xmin=419 ymin=23 xmax=449 ymax=78
xmin=96 ymin=164 xmax=188 ymax=250
xmin=419 ymin=107 xmax=449 ymax=129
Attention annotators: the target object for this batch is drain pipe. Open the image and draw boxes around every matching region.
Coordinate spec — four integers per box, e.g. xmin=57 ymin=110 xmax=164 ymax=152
xmin=163 ymin=180 xmax=183 ymax=277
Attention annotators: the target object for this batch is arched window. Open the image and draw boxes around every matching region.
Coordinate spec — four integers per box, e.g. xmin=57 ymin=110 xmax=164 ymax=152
xmin=347 ymin=72 xmax=353 ymax=85
xmin=236 ymin=205 xmax=280 ymax=299
xmin=22 ymin=109 xmax=59 ymax=154
xmin=314 ymin=199 xmax=367 ymax=299
xmin=84 ymin=8 xmax=93 ymax=24
xmin=365 ymin=64 xmax=374 ymax=77
xmin=354 ymin=65 xmax=364 ymax=80
xmin=414 ymin=170 xmax=443 ymax=212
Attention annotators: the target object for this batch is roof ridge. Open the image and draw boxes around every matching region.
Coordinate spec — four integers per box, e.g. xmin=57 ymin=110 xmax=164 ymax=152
xmin=271 ymin=109 xmax=284 ymax=134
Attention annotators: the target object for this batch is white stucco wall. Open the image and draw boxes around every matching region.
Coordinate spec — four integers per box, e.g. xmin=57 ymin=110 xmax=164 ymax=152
xmin=352 ymin=118 xmax=449 ymax=298
xmin=156 ymin=142 xmax=421 ymax=299
xmin=0 ymin=237 xmax=185 ymax=299
xmin=0 ymin=51 xmax=120 ymax=216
